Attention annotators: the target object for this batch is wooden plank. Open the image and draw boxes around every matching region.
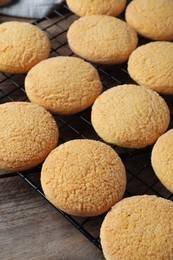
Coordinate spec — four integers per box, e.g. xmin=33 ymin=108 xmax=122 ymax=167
xmin=0 ymin=176 xmax=104 ymax=260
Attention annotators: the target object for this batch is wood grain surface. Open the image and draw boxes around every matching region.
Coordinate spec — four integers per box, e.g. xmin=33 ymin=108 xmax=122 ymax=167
xmin=0 ymin=175 xmax=104 ymax=260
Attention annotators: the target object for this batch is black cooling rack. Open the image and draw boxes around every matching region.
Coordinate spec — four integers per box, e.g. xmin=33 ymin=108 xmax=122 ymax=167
xmin=0 ymin=3 xmax=173 ymax=251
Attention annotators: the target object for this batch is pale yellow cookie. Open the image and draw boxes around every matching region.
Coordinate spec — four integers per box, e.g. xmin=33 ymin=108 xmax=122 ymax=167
xmin=125 ymin=0 xmax=173 ymax=41
xmin=152 ymin=129 xmax=173 ymax=193
xmin=41 ymin=139 xmax=126 ymax=217
xmin=91 ymin=85 xmax=170 ymax=149
xmin=25 ymin=56 xmax=103 ymax=115
xmin=0 ymin=21 xmax=50 ymax=74
xmin=128 ymin=42 xmax=173 ymax=95
xmin=0 ymin=102 xmax=58 ymax=172
xmin=100 ymin=195 xmax=173 ymax=260
xmin=67 ymin=15 xmax=138 ymax=64
xmin=66 ymin=0 xmax=126 ymax=17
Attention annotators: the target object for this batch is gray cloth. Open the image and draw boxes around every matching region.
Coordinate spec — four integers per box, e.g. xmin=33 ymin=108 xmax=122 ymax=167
xmin=0 ymin=0 xmax=65 ymax=19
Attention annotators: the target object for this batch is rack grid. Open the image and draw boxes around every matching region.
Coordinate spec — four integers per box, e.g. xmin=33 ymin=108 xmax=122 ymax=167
xmin=0 ymin=3 xmax=173 ymax=250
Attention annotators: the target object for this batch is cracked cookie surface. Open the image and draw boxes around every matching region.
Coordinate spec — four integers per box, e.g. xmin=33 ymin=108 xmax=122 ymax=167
xmin=41 ymin=139 xmax=126 ymax=217
xmin=101 ymin=195 xmax=173 ymax=260
xmin=125 ymin=0 xmax=173 ymax=40
xmin=0 ymin=102 xmax=58 ymax=172
xmin=91 ymin=84 xmax=170 ymax=148
xmin=152 ymin=129 xmax=173 ymax=193
xmin=0 ymin=21 xmax=50 ymax=74
xmin=66 ymin=0 xmax=126 ymax=17
xmin=67 ymin=15 xmax=138 ymax=64
xmin=25 ymin=56 xmax=102 ymax=115
xmin=128 ymin=42 xmax=173 ymax=95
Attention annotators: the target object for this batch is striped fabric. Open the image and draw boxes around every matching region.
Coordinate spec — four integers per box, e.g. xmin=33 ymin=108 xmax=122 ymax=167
xmin=0 ymin=0 xmax=65 ymax=18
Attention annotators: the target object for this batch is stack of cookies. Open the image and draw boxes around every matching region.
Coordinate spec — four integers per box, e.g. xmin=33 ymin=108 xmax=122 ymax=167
xmin=0 ymin=0 xmax=173 ymax=259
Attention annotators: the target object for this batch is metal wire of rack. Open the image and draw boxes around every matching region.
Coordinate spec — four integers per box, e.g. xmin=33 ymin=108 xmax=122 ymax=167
xmin=0 ymin=3 xmax=173 ymax=251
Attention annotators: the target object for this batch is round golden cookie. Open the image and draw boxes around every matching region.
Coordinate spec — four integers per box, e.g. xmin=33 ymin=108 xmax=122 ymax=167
xmin=67 ymin=15 xmax=138 ymax=64
xmin=41 ymin=139 xmax=126 ymax=217
xmin=66 ymin=0 xmax=126 ymax=17
xmin=151 ymin=130 xmax=173 ymax=193
xmin=0 ymin=102 xmax=58 ymax=172
xmin=0 ymin=21 xmax=50 ymax=74
xmin=91 ymin=85 xmax=170 ymax=149
xmin=128 ymin=42 xmax=173 ymax=95
xmin=25 ymin=56 xmax=103 ymax=115
xmin=125 ymin=0 xmax=173 ymax=41
xmin=100 ymin=195 xmax=173 ymax=260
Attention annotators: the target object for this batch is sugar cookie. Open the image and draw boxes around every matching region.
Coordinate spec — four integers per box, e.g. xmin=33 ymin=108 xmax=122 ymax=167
xmin=91 ymin=85 xmax=170 ymax=148
xmin=25 ymin=56 xmax=102 ymax=115
xmin=128 ymin=42 xmax=173 ymax=94
xmin=125 ymin=0 xmax=173 ymax=40
xmin=0 ymin=21 xmax=50 ymax=74
xmin=101 ymin=195 xmax=173 ymax=260
xmin=66 ymin=0 xmax=126 ymax=17
xmin=152 ymin=129 xmax=173 ymax=193
xmin=41 ymin=139 xmax=126 ymax=217
xmin=67 ymin=15 xmax=138 ymax=64
xmin=0 ymin=102 xmax=58 ymax=172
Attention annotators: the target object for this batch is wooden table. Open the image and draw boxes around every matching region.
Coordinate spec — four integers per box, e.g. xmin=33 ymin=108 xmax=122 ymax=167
xmin=0 ymin=174 xmax=104 ymax=260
